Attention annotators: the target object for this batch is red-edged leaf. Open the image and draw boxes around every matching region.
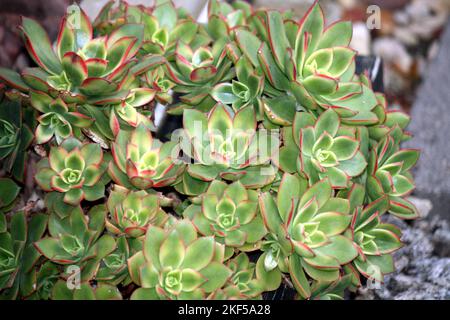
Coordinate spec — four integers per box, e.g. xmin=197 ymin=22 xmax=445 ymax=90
xmin=62 ymin=52 xmax=88 ymax=86
xmin=20 ymin=17 xmax=62 ymax=74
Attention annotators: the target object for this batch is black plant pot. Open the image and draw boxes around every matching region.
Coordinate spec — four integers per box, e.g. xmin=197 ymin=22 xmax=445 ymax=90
xmin=155 ymin=55 xmax=384 ymax=300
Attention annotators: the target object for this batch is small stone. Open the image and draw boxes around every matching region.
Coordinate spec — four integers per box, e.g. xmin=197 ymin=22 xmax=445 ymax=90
xmin=373 ymin=37 xmax=413 ymax=74
xmin=407 ymin=197 xmax=433 ymax=218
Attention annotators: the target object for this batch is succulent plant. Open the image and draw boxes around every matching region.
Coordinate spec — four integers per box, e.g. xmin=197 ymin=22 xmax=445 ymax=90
xmin=96 ymin=236 xmax=137 ymax=286
xmin=94 ymin=0 xmax=200 ymax=57
xmin=207 ymin=0 xmax=253 ymax=40
xmin=0 ymin=97 xmax=34 ymax=181
xmin=0 ymin=8 xmax=168 ymax=108
xmin=30 ymin=91 xmax=93 ymax=144
xmin=164 ymin=40 xmax=234 ymax=114
xmin=259 ymin=174 xmax=357 ymax=298
xmin=178 ymin=104 xmax=279 ymax=195
xmin=128 ymin=219 xmax=232 ymax=300
xmin=0 ymin=212 xmax=48 ymax=300
xmin=108 ymin=123 xmax=184 ymax=190
xmin=280 ymin=110 xmax=367 ymax=188
xmin=35 ymin=138 xmax=108 ymax=205
xmin=235 ymin=2 xmax=379 ymax=126
xmin=106 ymin=185 xmax=169 ymax=237
xmin=25 ymin=261 xmax=60 ymax=300
xmin=224 ymin=253 xmax=263 ymax=299
xmin=34 ymin=206 xmax=116 ymax=282
xmin=141 ymin=67 xmax=174 ymax=105
xmin=366 ymin=131 xmax=420 ymax=219
xmin=347 ymin=192 xmax=401 ymax=282
xmin=211 ymin=56 xmax=264 ymax=117
xmin=0 ymin=0 xmax=420 ymax=301
xmin=184 ymin=180 xmax=266 ymax=250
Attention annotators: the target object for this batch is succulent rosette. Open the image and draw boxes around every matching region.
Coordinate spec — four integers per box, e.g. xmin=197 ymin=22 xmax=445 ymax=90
xmin=178 ymin=104 xmax=279 ymax=195
xmin=211 ymin=56 xmax=264 ymax=117
xmin=128 ymin=219 xmax=232 ymax=300
xmin=141 ymin=67 xmax=174 ymax=105
xmin=281 ymin=109 xmax=367 ymax=188
xmin=26 ymin=261 xmax=60 ymax=300
xmin=235 ymin=2 xmax=379 ymax=126
xmin=184 ymin=180 xmax=266 ymax=250
xmin=164 ymin=40 xmax=234 ymax=114
xmin=366 ymin=128 xmax=420 ymax=219
xmin=94 ymin=0 xmax=200 ymax=57
xmin=30 ymin=91 xmax=93 ymax=144
xmin=0 ymin=5 xmax=165 ymax=105
xmin=108 ymin=124 xmax=184 ymax=190
xmin=206 ymin=0 xmax=252 ymax=40
xmin=0 ymin=212 xmax=48 ymax=300
xmin=259 ymin=173 xmax=357 ymax=298
xmin=0 ymin=97 xmax=34 ymax=181
xmin=341 ymin=185 xmax=402 ymax=283
xmin=108 ymin=87 xmax=157 ymax=135
xmin=96 ymin=236 xmax=136 ymax=286
xmin=34 ymin=206 xmax=116 ymax=281
xmin=224 ymin=253 xmax=263 ymax=299
xmin=106 ymin=185 xmax=169 ymax=237
xmin=35 ymin=138 xmax=108 ymax=205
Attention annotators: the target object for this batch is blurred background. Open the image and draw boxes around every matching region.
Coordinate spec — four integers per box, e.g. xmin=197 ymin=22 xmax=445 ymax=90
xmin=0 ymin=0 xmax=448 ymax=299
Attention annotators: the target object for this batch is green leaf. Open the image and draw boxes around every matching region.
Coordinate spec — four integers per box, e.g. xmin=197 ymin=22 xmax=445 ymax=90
xmin=211 ymin=83 xmax=238 ymax=104
xmin=303 ymin=74 xmax=337 ymax=95
xmin=159 ymin=230 xmax=185 ymax=269
xmin=63 ymin=188 xmax=84 ymax=205
xmin=83 ymin=184 xmax=105 ymax=202
xmin=315 ymin=109 xmax=339 ymax=137
xmin=79 ymin=78 xmax=117 ymax=96
xmin=328 ymin=48 xmax=356 ymax=77
xmin=317 ymin=21 xmax=352 ymax=49
xmin=181 ymin=269 xmax=206 ymax=292
xmin=323 ymin=167 xmax=349 ymax=188
xmin=0 ymin=178 xmax=20 ymax=209
xmin=389 ymin=197 xmax=419 ymax=219
xmin=183 ymin=109 xmax=207 ymax=139
xmin=299 ymin=178 xmax=332 ymax=209
xmin=330 ymin=136 xmax=359 ymax=161
xmin=208 ymin=104 xmax=233 ymax=136
xmin=235 ymin=29 xmax=262 ymax=67
xmin=288 ymin=255 xmax=311 ymax=298
xmin=370 ymin=229 xmax=402 ymax=254
xmin=20 ymin=17 xmax=62 ymax=74
xmin=295 ymin=1 xmax=324 ymax=63
xmin=277 ymin=173 xmax=301 ymax=223
xmin=266 ymin=11 xmax=289 ymax=69
xmin=255 ymin=252 xmax=282 ymax=291
xmin=62 ymin=52 xmax=88 ymax=86
xmin=182 ymin=237 xmax=215 ymax=270
xmin=0 ymin=68 xmax=30 ymax=92
xmin=314 ymin=212 xmax=351 ymax=236
xmin=199 ymin=261 xmax=232 ymax=293
xmin=263 ymin=95 xmax=296 ymax=126
xmin=386 ymin=149 xmax=420 ymax=172
xmin=315 ymin=235 xmax=358 ymax=264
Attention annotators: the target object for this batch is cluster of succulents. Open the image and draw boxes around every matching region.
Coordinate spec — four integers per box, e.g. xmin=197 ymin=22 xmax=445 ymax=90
xmin=0 ymin=0 xmax=419 ymax=300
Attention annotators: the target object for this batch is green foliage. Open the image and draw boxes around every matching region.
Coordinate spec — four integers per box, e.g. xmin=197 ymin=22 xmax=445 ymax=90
xmin=0 ymin=0 xmax=419 ymax=300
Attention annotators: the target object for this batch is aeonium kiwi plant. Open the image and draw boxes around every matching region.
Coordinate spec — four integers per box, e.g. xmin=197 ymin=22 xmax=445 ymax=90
xmin=0 ymin=0 xmax=419 ymax=300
